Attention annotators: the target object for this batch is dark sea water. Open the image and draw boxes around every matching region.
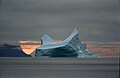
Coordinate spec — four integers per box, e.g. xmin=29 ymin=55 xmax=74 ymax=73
xmin=0 ymin=58 xmax=119 ymax=78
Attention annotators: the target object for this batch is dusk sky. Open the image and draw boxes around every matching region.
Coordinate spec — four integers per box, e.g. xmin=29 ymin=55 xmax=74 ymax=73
xmin=0 ymin=0 xmax=119 ymax=44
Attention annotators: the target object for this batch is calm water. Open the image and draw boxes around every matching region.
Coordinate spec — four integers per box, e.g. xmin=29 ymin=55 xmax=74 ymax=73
xmin=0 ymin=58 xmax=119 ymax=78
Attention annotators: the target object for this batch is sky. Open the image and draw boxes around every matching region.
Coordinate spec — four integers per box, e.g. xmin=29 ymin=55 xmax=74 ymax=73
xmin=0 ymin=0 xmax=119 ymax=44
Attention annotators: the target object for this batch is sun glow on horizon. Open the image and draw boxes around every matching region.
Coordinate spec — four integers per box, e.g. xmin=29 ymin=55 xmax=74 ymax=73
xmin=19 ymin=40 xmax=62 ymax=55
xmin=19 ymin=40 xmax=40 ymax=55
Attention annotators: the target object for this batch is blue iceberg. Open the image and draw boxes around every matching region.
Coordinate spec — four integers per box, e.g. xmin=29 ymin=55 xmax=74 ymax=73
xmin=35 ymin=27 xmax=94 ymax=57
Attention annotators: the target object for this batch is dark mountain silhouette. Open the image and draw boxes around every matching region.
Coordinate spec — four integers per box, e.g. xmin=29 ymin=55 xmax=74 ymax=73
xmin=0 ymin=44 xmax=31 ymax=57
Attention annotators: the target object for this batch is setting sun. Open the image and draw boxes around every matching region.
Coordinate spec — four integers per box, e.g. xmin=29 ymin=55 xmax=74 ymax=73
xmin=19 ymin=40 xmax=62 ymax=55
xmin=19 ymin=40 xmax=40 ymax=55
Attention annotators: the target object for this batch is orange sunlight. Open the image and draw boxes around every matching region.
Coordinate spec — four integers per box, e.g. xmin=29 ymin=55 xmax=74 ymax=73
xmin=19 ymin=40 xmax=40 ymax=55
xmin=19 ymin=40 xmax=62 ymax=55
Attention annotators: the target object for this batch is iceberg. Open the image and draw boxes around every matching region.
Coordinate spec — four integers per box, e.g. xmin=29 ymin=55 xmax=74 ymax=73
xmin=35 ymin=27 xmax=92 ymax=57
